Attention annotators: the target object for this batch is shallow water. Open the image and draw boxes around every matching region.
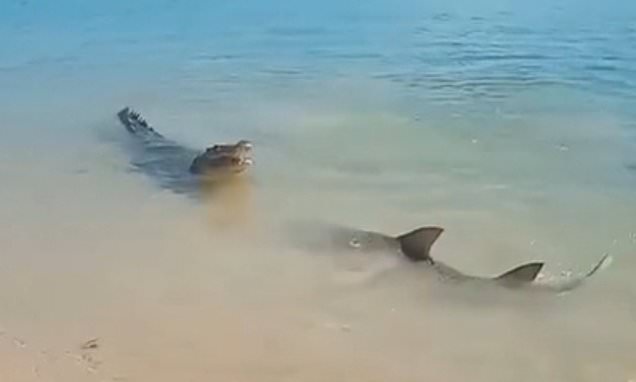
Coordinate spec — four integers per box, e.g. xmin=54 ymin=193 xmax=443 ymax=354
xmin=1 ymin=0 xmax=636 ymax=381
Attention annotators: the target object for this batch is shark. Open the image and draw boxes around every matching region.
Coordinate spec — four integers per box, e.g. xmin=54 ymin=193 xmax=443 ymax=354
xmin=288 ymin=222 xmax=610 ymax=293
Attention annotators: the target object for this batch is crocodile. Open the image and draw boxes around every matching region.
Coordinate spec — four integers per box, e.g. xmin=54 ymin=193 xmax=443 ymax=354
xmin=116 ymin=107 xmax=253 ymax=194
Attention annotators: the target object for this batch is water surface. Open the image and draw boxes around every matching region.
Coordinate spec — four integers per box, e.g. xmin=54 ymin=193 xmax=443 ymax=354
xmin=1 ymin=0 xmax=636 ymax=381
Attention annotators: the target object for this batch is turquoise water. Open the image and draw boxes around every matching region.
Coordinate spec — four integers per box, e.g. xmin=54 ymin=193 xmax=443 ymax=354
xmin=1 ymin=1 xmax=636 ymax=381
xmin=2 ymin=0 xmax=636 ymax=105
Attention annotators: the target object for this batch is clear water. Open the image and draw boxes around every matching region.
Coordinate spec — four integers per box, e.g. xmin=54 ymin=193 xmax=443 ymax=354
xmin=1 ymin=0 xmax=635 ymax=381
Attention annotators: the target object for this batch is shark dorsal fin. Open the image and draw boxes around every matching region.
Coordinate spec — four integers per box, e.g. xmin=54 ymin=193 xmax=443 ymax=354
xmin=396 ymin=227 xmax=444 ymax=262
xmin=496 ymin=262 xmax=544 ymax=283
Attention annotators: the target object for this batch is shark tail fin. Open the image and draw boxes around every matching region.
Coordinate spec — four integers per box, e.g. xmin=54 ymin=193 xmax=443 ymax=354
xmin=396 ymin=227 xmax=444 ymax=262
xmin=584 ymin=253 xmax=611 ymax=278
xmin=546 ymin=253 xmax=612 ymax=293
xmin=496 ymin=262 xmax=544 ymax=283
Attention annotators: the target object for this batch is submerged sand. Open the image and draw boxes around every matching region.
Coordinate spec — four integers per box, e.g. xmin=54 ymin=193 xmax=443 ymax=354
xmin=1 ymin=90 xmax=635 ymax=381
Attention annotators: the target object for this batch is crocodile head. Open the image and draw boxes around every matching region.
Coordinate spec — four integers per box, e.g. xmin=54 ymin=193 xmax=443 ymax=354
xmin=190 ymin=140 xmax=254 ymax=179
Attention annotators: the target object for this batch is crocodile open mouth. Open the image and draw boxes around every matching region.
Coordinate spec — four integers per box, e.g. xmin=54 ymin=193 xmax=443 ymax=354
xmin=190 ymin=141 xmax=254 ymax=177
xmin=208 ymin=140 xmax=253 ymax=157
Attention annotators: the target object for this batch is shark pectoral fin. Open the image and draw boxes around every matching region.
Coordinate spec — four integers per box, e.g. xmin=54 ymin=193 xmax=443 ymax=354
xmin=396 ymin=226 xmax=444 ymax=262
xmin=496 ymin=262 xmax=544 ymax=284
